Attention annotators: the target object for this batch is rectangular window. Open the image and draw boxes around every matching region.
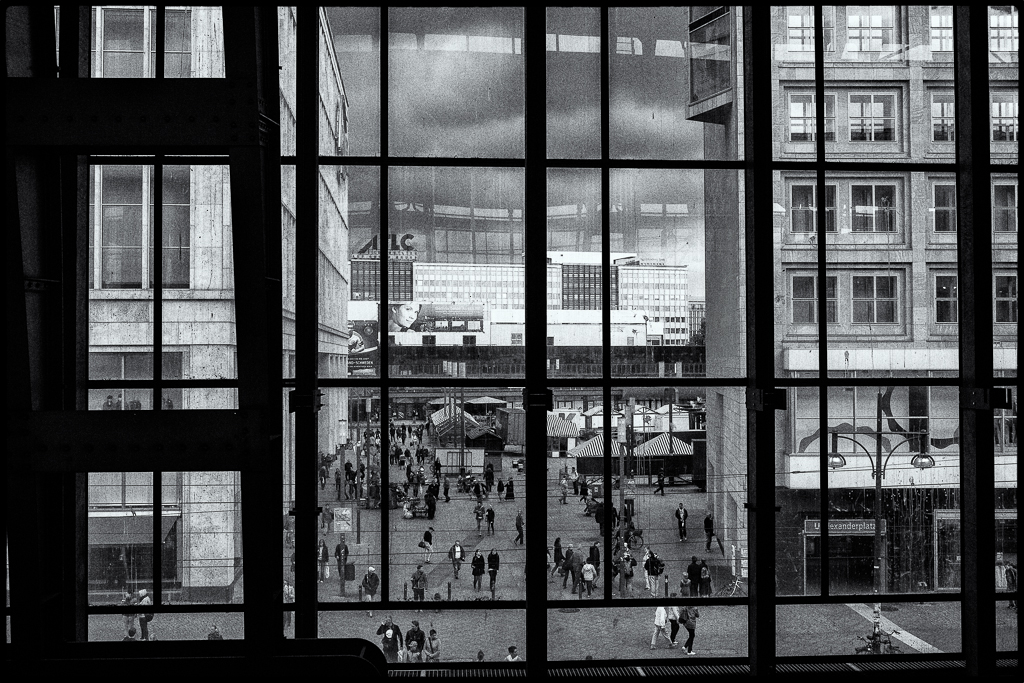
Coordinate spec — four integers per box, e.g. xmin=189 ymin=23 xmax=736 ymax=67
xmin=846 ymin=5 xmax=895 ymax=52
xmin=97 ymin=8 xmax=192 ymax=78
xmin=995 ymin=276 xmax=1018 ymax=323
xmin=931 ymin=92 xmax=955 ymax=141
xmin=422 ymin=335 xmax=436 ymax=346
xmin=462 ymin=335 xmax=477 ymax=346
xmin=994 ymin=185 xmax=1018 ymax=232
xmin=100 ymin=165 xmax=145 ymax=289
xmin=989 ymin=6 xmax=1020 ymax=53
xmin=792 ymin=274 xmax=837 ymax=323
xmin=789 ymin=94 xmax=835 ymax=142
xmin=933 ymin=183 xmax=956 ymax=232
xmin=935 ymin=274 xmax=957 ymax=323
xmin=851 ymin=184 xmax=897 ymax=232
xmin=150 ymin=166 xmax=190 ymax=289
xmin=849 ymin=93 xmax=895 ymax=141
xmin=852 ymin=274 xmax=898 ymax=324
xmin=791 ymin=184 xmax=836 ymax=232
xmin=787 ymin=6 xmax=835 ymax=52
xmin=511 ymin=332 xmax=523 ymax=346
xmin=930 ymin=6 xmax=953 ymax=52
xmin=991 ymin=92 xmax=1019 ymax=142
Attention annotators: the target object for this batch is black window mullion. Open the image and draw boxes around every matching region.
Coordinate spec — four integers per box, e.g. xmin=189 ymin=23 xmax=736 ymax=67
xmin=600 ymin=6 xmax=613 ymax=605
xmin=153 ymin=470 xmax=162 ymax=606
xmin=813 ymin=3 xmax=831 ymax=603
xmin=294 ymin=5 xmax=320 ymax=640
xmin=154 ymin=5 xmax=165 ymax=79
xmin=379 ymin=8 xmax=389 ymax=609
xmin=153 ymin=160 xmax=163 ymax=411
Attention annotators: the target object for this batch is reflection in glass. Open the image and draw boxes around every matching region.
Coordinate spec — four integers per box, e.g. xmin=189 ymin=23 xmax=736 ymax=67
xmin=388 ymin=8 xmax=524 ymax=158
xmin=777 ymin=603 xmax=961 ymax=655
xmin=778 ymin=387 xmax=820 ymax=595
xmin=89 ymin=612 xmax=243 ymax=642
xmin=325 ymin=7 xmax=380 ymax=156
xmin=88 ymin=473 xmax=154 ymax=607
xmin=546 ymin=8 xmax=600 ymax=159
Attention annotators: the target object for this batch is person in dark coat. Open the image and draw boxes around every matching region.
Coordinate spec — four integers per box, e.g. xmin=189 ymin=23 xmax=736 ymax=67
xmin=505 ymin=476 xmax=515 ymax=500
xmin=471 ymin=550 xmax=486 ymax=592
xmin=335 ymin=535 xmax=349 ymax=596
xmin=487 ymin=549 xmax=500 ymax=590
xmin=589 ymin=541 xmax=601 ymax=578
xmin=686 ymin=556 xmax=701 ymax=597
xmin=496 ymin=478 xmax=505 ymax=502
xmin=551 ymin=538 xmax=564 ymax=577
xmin=486 ymin=506 xmax=495 ymax=535
xmin=514 ymin=509 xmax=524 ymax=545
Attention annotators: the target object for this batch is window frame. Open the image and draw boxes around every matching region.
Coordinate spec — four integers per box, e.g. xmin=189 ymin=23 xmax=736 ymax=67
xmin=994 ymin=274 xmax=1018 ymax=324
xmin=850 ymin=183 xmax=898 ymax=232
xmin=845 ymin=5 xmax=896 ymax=53
xmin=931 ymin=91 xmax=955 ymax=142
xmin=789 ymin=92 xmax=836 ymax=142
xmin=848 ymin=92 xmax=897 ymax=142
xmin=929 ymin=6 xmax=953 ymax=53
xmin=932 ymin=181 xmax=957 ymax=232
xmin=851 ymin=273 xmax=899 ymax=324
xmin=790 ymin=183 xmax=836 ymax=232
xmin=934 ymin=272 xmax=958 ymax=324
xmin=990 ymin=91 xmax=1019 ymax=143
xmin=787 ymin=5 xmax=835 ymax=52
xmin=791 ymin=273 xmax=837 ymax=324
xmin=993 ymin=182 xmax=1018 ymax=232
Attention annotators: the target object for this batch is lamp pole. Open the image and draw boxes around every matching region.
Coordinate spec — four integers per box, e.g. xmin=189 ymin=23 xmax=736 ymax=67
xmin=874 ymin=389 xmax=884 ymax=628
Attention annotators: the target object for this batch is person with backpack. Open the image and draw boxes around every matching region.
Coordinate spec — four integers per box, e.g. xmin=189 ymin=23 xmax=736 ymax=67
xmin=362 ymin=566 xmax=379 ymax=616
xmin=681 ymin=604 xmax=700 ymax=654
xmin=699 ymin=559 xmax=713 ymax=597
xmin=411 ymin=564 xmax=428 ymax=605
xmin=644 ymin=549 xmax=665 ymax=597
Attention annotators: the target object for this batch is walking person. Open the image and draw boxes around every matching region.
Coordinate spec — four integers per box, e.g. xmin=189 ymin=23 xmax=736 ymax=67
xmin=654 ymin=469 xmax=666 ymax=496
xmin=674 ymin=503 xmax=688 ymax=541
xmin=686 ymin=556 xmax=701 ymax=597
xmin=551 ymin=538 xmax=564 ymax=577
xmin=335 ymin=534 xmax=349 ymax=596
xmin=120 ymin=590 xmax=138 ymax=638
xmin=317 ymin=539 xmax=330 ymax=582
xmin=505 ymin=476 xmax=515 ymax=501
xmin=699 ymin=559 xmax=713 ymax=597
xmin=704 ymin=513 xmax=714 ymax=551
xmin=559 ymin=477 xmax=568 ymax=505
xmin=421 ymin=527 xmax=434 ymax=564
xmin=667 ymin=605 xmax=681 ymax=646
xmin=448 ymin=541 xmax=465 ymax=579
xmin=644 ymin=549 xmax=665 ymax=597
xmin=578 ymin=477 xmax=589 ymax=503
xmin=334 ymin=467 xmax=342 ymax=501
xmin=681 ymin=604 xmax=700 ymax=654
xmin=319 ymin=463 xmax=328 ymax=491
xmin=474 ymin=501 xmax=485 ymax=537
xmin=283 ymin=580 xmax=295 ymax=631
xmin=320 ymin=505 xmax=332 ymax=536
xmin=486 ymin=506 xmax=495 ymax=535
xmin=561 ymin=544 xmax=575 ymax=590
xmin=471 ymin=549 xmax=486 ymax=592
xmin=571 ymin=467 xmax=579 ymax=496
xmin=487 ymin=549 xmax=500 ymax=591
xmin=443 ymin=475 xmax=451 ymax=503
xmin=581 ymin=557 xmax=596 ymax=597
xmin=424 ymin=629 xmax=441 ymax=663
xmin=137 ymin=589 xmax=153 ymax=641
xmin=496 ymin=477 xmax=505 ymax=502
xmin=411 ymin=565 xmax=427 ymax=605
xmin=362 ymin=566 xmax=379 ymax=616
xmin=514 ymin=509 xmax=524 ymax=545
xmin=650 ymin=605 xmax=675 ymax=649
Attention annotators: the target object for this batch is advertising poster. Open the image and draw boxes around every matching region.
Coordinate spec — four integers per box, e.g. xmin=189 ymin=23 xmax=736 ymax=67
xmin=347 ymin=314 xmax=379 ymax=375
xmin=386 ymin=302 xmax=485 ymax=336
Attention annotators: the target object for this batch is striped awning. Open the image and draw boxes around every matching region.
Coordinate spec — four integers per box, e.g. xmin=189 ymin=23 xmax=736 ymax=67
xmin=567 ymin=435 xmax=624 ymax=457
xmin=547 ymin=414 xmax=580 ymax=438
xmin=430 ymin=404 xmax=481 ymax=437
xmin=634 ymin=433 xmax=693 ymax=456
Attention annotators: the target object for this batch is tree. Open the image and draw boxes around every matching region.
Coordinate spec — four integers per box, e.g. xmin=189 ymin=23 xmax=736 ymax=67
xmin=689 ymin=319 xmax=706 ymax=346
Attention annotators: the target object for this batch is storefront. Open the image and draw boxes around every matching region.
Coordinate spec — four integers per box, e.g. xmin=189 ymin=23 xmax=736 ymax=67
xmin=803 ymin=519 xmax=886 ymax=595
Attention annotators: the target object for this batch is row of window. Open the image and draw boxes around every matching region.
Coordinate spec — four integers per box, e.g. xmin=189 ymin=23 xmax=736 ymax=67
xmin=788 ymin=182 xmax=1017 ymax=233
xmin=785 ymin=6 xmax=1018 ymax=54
xmin=790 ymin=273 xmax=1017 ymax=325
xmin=787 ymin=92 xmax=1018 ymax=144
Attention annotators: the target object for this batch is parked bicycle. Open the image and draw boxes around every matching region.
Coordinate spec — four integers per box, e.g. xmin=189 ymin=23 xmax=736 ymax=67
xmin=714 ymin=574 xmax=746 ymax=597
xmin=855 ymin=627 xmax=903 ymax=655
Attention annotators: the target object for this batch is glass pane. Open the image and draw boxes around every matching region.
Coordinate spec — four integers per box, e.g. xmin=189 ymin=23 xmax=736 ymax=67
xmin=547 ymin=7 xmax=601 ymax=159
xmin=827 ymin=386 xmax=961 ymax=596
xmin=279 ymin=8 xmax=297 ymax=156
xmin=989 ymin=7 xmax=1019 ymax=163
xmin=388 ymin=167 xmax=524 ymax=378
xmin=321 ymin=608 xmax=528 ymax=663
xmin=777 ymin=386 xmax=820 ymax=596
xmin=611 ymin=169 xmax=742 ymax=379
xmin=282 ymin=387 xmax=297 ymax=615
xmin=777 ymin=602 xmax=960 ymax=654
xmin=606 ymin=387 xmax=742 ymax=603
xmin=166 ymin=8 xmax=224 ymax=78
xmin=318 ymin=387 xmax=381 ymax=603
xmin=549 ymin=605 xmax=748 ymax=658
xmin=387 ymin=388 xmax=526 ymax=602
xmin=317 ymin=163 xmax=355 ymax=377
xmin=324 ymin=8 xmax=380 ymax=156
xmin=776 ymin=172 xmax=820 ymax=379
xmin=345 ymin=167 xmax=382 ymax=377
xmin=90 ymin=612 xmax=243 ymax=641
xmin=88 ymin=473 xmax=154 ymax=607
xmin=388 ymin=8 xmax=524 ymax=158
xmin=547 ymin=168 xmax=602 ymax=378
xmin=610 ymin=7 xmax=741 ymax=161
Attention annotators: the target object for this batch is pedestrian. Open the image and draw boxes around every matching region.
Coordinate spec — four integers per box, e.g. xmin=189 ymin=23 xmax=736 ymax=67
xmin=120 ymin=590 xmax=137 ymax=638
xmin=505 ymin=476 xmax=515 ymax=501
xmin=402 ymin=640 xmax=424 ymax=663
xmin=319 ymin=462 xmax=327 ymax=491
xmin=474 ymin=501 xmax=485 ymax=537
xmin=335 ymin=534 xmax=349 ymax=596
xmin=362 ymin=566 xmax=379 ymax=616
xmin=686 ymin=556 xmax=701 ymax=597
xmin=122 ymin=627 xmax=137 ymax=641
xmin=578 ymin=477 xmax=588 ymax=503
xmin=644 ymin=549 xmax=665 ymax=597
xmin=448 ymin=541 xmax=465 ymax=579
xmin=137 ymin=589 xmax=153 ymax=641
xmin=559 ymin=478 xmax=568 ymax=504
xmin=581 ymin=558 xmax=596 ymax=597
xmin=674 ymin=503 xmax=688 ymax=541
xmin=704 ymin=513 xmax=714 ymax=551
xmin=654 ymin=469 xmax=665 ymax=496
xmin=377 ymin=615 xmax=404 ymax=652
xmin=617 ymin=548 xmax=636 ymax=597
xmin=571 ymin=467 xmax=579 ymax=496
xmin=379 ymin=627 xmax=401 ymax=663
xmin=505 ymin=645 xmax=524 ymax=662
xmin=411 ymin=565 xmax=427 ymax=605
xmin=484 ymin=465 xmax=494 ymax=493
xmin=681 ymin=604 xmax=700 ymax=654
xmin=320 ymin=505 xmax=331 ymax=536
xmin=561 ymin=544 xmax=575 ymax=589
xmin=589 ymin=541 xmax=601 ymax=578
xmin=496 ymin=477 xmax=505 ymax=502
xmin=1007 ymin=562 xmax=1018 ymax=608
xmin=207 ymin=624 xmax=224 ymax=640
xmin=471 ymin=549 xmax=486 ymax=592
xmin=667 ymin=604 xmax=681 ymax=646
xmin=334 ymin=467 xmax=342 ymax=500
xmin=406 ymin=619 xmax=426 ymax=653
xmin=421 ymin=527 xmax=434 ymax=563
xmin=317 ymin=539 xmax=329 ymax=582
xmin=473 ymin=480 xmax=482 ymax=503
xmin=424 ymin=629 xmax=441 ymax=663
xmin=551 ymin=538 xmax=564 ymax=577
xmin=443 ymin=475 xmax=451 ymax=503
xmin=699 ymin=559 xmax=713 ymax=597
xmin=514 ymin=509 xmax=524 ymax=545
xmin=486 ymin=506 xmax=495 ymax=535
xmin=651 ymin=605 xmax=675 ymax=649
xmin=487 ymin=549 xmax=500 ymax=591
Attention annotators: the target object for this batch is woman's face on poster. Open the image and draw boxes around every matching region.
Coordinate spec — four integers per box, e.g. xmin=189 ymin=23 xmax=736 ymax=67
xmin=392 ymin=303 xmax=419 ymax=329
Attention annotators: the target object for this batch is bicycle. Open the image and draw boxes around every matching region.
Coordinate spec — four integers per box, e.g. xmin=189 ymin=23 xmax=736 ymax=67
xmin=713 ymin=574 xmax=746 ymax=597
xmin=854 ymin=628 xmax=903 ymax=655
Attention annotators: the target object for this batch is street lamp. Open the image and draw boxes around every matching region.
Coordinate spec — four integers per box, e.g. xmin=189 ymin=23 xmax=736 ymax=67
xmin=827 ymin=388 xmax=931 ymax=634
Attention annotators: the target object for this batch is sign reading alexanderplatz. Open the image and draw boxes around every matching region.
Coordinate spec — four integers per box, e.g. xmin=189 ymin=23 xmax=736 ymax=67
xmin=804 ymin=519 xmax=887 ymax=535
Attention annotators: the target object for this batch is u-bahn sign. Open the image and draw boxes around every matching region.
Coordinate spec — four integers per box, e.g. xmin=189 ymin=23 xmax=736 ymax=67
xmin=804 ymin=519 xmax=886 ymax=535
